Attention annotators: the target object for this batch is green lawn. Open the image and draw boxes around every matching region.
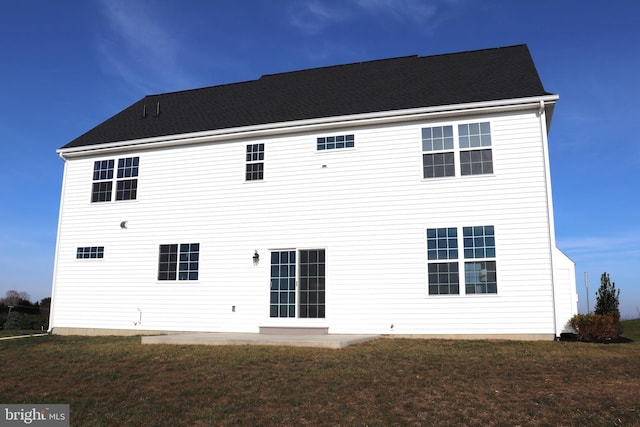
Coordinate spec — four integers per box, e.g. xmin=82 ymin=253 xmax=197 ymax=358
xmin=1 ymin=321 xmax=639 ymax=426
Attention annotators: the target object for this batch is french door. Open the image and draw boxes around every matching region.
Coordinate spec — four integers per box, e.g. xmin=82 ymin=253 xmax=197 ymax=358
xmin=270 ymin=249 xmax=325 ymax=318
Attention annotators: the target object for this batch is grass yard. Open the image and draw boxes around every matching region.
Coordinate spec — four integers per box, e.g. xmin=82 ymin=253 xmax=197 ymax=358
xmin=1 ymin=321 xmax=639 ymax=426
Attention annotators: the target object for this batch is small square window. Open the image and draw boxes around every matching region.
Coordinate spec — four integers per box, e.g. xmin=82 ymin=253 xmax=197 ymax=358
xmin=117 ymin=157 xmax=139 ymax=178
xmin=465 ymin=261 xmax=497 ymax=294
xmin=115 ymin=179 xmax=137 ymax=201
xmin=427 ymin=228 xmax=458 ymax=260
xmin=428 ymin=262 xmax=459 ymax=295
xmin=91 ymin=181 xmax=113 ymax=202
xmin=463 ymin=226 xmax=496 ymax=259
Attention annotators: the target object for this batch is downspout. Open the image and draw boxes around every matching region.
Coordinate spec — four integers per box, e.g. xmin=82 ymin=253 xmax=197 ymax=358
xmin=48 ymin=152 xmax=68 ymax=333
xmin=537 ymin=99 xmax=559 ymax=338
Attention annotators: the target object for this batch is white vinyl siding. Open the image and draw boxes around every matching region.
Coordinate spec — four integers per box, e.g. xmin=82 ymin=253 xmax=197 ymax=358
xmin=51 ymin=108 xmax=563 ymax=336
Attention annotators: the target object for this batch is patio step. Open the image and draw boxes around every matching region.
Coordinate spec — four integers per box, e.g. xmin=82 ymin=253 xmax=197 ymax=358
xmin=259 ymin=326 xmax=329 ymax=335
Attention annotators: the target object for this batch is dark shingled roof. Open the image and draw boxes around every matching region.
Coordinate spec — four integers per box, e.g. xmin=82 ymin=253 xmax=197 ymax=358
xmin=61 ymin=44 xmax=552 ymax=149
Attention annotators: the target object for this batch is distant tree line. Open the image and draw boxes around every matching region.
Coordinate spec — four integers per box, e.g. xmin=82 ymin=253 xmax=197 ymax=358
xmin=0 ymin=290 xmax=50 ymax=330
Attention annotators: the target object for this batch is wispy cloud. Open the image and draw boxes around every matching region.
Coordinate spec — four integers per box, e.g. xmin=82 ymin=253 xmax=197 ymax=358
xmin=352 ymin=0 xmax=465 ymax=28
xmin=353 ymin=0 xmax=437 ymax=23
xmin=288 ymin=1 xmax=351 ymax=35
xmin=289 ymin=0 xmax=466 ymax=36
xmin=95 ymin=0 xmax=195 ymax=94
xmin=558 ymin=232 xmax=640 ymax=261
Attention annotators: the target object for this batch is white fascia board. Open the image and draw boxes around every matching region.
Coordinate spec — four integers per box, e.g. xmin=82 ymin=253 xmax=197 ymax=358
xmin=58 ymin=94 xmax=559 ymax=159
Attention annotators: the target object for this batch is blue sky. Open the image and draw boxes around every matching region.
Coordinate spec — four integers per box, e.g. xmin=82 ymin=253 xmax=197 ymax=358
xmin=0 ymin=1 xmax=638 ymax=317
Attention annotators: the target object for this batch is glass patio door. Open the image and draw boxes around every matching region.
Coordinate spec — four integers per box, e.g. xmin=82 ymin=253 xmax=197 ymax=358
xmin=270 ymin=249 xmax=325 ymax=318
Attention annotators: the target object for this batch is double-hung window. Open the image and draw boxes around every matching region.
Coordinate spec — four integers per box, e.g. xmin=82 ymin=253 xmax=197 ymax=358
xmin=422 ymin=126 xmax=454 ymax=178
xmin=91 ymin=160 xmax=114 ymax=202
xmin=158 ymin=243 xmax=199 ymax=281
xmin=463 ymin=226 xmax=497 ymax=294
xmin=427 ymin=225 xmax=497 ymax=295
xmin=116 ymin=157 xmax=139 ymax=200
xmin=421 ymin=122 xmax=493 ymax=179
xmin=246 ymin=144 xmax=264 ymax=181
xmin=459 ymin=123 xmax=493 ymax=175
xmin=427 ymin=228 xmax=459 ymax=295
xmin=91 ymin=157 xmax=139 ymax=202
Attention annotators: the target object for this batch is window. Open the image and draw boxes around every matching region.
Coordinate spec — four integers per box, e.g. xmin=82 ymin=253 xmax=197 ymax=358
xmin=246 ymin=144 xmax=264 ymax=181
xmin=427 ymin=225 xmax=497 ymax=295
xmin=463 ymin=226 xmax=497 ymax=294
xmin=91 ymin=157 xmax=139 ymax=202
xmin=421 ymin=122 xmax=493 ymax=178
xmin=317 ymin=134 xmax=354 ymax=151
xmin=76 ymin=246 xmax=104 ymax=259
xmin=428 ymin=262 xmax=459 ymax=295
xmin=463 ymin=226 xmax=495 ymax=259
xmin=115 ymin=157 xmax=139 ymax=200
xmin=422 ymin=126 xmax=454 ymax=178
xmin=426 ymin=227 xmax=459 ymax=295
xmin=426 ymin=228 xmax=458 ymax=260
xmin=91 ymin=160 xmax=114 ymax=202
xmin=158 ymin=243 xmax=199 ymax=281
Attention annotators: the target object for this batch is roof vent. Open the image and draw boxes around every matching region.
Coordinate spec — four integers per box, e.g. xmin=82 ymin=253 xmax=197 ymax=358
xmin=142 ymin=102 xmax=161 ymax=118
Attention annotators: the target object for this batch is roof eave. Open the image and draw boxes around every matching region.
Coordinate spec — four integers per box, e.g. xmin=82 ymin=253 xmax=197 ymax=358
xmin=58 ymin=94 xmax=559 ymax=159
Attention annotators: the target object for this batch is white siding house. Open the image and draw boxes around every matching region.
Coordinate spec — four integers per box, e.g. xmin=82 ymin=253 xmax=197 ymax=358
xmin=50 ymin=45 xmax=578 ymax=339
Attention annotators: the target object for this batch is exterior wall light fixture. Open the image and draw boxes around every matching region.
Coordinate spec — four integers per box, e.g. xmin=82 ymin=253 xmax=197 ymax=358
xmin=253 ymin=250 xmax=260 ymax=265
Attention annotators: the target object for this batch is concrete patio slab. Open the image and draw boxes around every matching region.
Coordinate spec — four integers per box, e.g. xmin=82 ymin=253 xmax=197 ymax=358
xmin=141 ymin=332 xmax=380 ymax=349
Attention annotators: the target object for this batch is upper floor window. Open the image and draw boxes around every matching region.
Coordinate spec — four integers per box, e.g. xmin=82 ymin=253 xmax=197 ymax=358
xmin=91 ymin=157 xmax=139 ymax=202
xmin=421 ymin=122 xmax=493 ymax=179
xmin=317 ymin=134 xmax=354 ymax=151
xmin=246 ymin=144 xmax=264 ymax=181
xmin=422 ymin=126 xmax=454 ymax=178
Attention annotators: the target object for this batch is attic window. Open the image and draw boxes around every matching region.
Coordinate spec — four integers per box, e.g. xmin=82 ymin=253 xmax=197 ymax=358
xmin=317 ymin=134 xmax=354 ymax=151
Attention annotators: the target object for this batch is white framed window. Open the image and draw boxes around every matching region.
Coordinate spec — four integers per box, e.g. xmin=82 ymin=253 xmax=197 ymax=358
xmin=158 ymin=243 xmax=199 ymax=281
xmin=91 ymin=157 xmax=139 ymax=202
xmin=426 ymin=225 xmax=497 ymax=295
xmin=76 ymin=246 xmax=104 ymax=259
xmin=421 ymin=122 xmax=493 ymax=179
xmin=317 ymin=134 xmax=354 ymax=151
xmin=246 ymin=144 xmax=264 ymax=181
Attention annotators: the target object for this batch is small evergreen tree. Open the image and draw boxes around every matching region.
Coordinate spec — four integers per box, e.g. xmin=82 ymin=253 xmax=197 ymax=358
xmin=594 ymin=272 xmax=620 ymax=319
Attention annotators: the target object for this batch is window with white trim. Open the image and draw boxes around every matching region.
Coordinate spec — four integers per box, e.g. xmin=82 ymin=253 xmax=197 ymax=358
xmin=246 ymin=144 xmax=264 ymax=181
xmin=158 ymin=243 xmax=199 ymax=281
xmin=421 ymin=122 xmax=493 ymax=179
xmin=427 ymin=228 xmax=459 ymax=295
xmin=91 ymin=157 xmax=139 ymax=202
xmin=76 ymin=246 xmax=104 ymax=259
xmin=463 ymin=226 xmax=497 ymax=294
xmin=427 ymin=225 xmax=497 ymax=295
xmin=317 ymin=134 xmax=354 ymax=151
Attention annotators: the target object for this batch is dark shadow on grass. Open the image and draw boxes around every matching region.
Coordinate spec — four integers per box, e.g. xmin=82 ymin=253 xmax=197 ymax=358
xmin=558 ymin=332 xmax=634 ymax=344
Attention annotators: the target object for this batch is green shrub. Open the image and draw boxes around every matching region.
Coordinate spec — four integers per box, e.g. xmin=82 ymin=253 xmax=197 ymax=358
xmin=569 ymin=313 xmax=621 ymax=342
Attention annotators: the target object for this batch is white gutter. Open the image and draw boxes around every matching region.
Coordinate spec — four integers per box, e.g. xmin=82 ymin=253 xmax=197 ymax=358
xmin=58 ymin=95 xmax=558 ymax=159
